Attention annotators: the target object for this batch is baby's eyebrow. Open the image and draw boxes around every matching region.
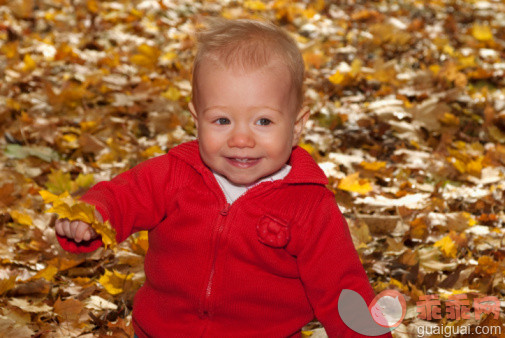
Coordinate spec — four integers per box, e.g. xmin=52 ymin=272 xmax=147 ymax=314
xmin=202 ymin=105 xmax=283 ymax=114
xmin=244 ymin=106 xmax=285 ymax=115
xmin=202 ymin=105 xmax=227 ymax=113
xmin=255 ymin=106 xmax=283 ymax=114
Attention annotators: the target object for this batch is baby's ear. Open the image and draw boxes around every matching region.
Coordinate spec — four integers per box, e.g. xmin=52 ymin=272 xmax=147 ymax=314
xmin=188 ymin=101 xmax=198 ymax=129
xmin=292 ymin=106 xmax=310 ymax=146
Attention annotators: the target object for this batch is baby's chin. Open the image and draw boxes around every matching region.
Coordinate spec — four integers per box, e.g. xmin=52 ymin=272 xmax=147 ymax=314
xmin=219 ymin=172 xmax=267 ymax=187
xmin=226 ymin=176 xmax=261 ymax=187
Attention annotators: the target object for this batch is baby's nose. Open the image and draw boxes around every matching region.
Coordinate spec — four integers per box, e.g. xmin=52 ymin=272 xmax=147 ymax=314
xmin=228 ymin=127 xmax=255 ymax=148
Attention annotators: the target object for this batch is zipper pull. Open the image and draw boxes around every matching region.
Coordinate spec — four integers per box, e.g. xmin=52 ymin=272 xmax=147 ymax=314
xmin=220 ymin=203 xmax=230 ymax=216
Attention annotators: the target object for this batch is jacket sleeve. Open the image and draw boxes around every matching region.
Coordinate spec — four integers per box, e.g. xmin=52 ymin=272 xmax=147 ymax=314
xmin=57 ymin=153 xmax=179 ymax=253
xmin=294 ymin=190 xmax=392 ymax=338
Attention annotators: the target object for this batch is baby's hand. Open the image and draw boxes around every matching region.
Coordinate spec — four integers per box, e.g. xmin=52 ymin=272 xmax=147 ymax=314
xmin=55 ymin=218 xmax=98 ymax=243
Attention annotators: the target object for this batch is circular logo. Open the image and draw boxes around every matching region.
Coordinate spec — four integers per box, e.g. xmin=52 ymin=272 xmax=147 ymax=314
xmin=368 ymin=289 xmax=407 ymax=328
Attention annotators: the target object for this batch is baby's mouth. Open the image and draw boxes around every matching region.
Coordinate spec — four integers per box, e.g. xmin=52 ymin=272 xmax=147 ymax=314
xmin=226 ymin=157 xmax=261 ymax=168
xmin=232 ymin=158 xmax=254 ymax=163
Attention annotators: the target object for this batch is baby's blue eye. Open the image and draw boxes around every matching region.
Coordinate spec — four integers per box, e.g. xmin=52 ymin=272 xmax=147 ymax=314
xmin=257 ymin=118 xmax=272 ymax=126
xmin=215 ymin=118 xmax=230 ymax=125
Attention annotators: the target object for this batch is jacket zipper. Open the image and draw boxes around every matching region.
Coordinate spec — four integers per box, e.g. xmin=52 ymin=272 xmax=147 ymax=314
xmin=201 ymin=202 xmax=230 ymax=318
xmin=200 ymin=179 xmax=280 ymax=318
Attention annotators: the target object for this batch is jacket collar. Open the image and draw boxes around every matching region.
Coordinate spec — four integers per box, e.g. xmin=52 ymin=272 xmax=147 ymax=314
xmin=169 ymin=140 xmax=328 ymax=186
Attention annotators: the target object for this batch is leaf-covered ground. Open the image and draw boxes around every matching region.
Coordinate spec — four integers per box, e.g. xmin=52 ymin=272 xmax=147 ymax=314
xmin=1 ymin=0 xmax=505 ymax=336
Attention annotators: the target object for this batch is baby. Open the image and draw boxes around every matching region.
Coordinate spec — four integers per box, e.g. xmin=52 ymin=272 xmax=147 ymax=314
xmin=56 ymin=18 xmax=383 ymax=337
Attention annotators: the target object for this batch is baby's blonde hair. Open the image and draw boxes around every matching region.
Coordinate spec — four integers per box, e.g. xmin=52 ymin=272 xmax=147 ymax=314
xmin=192 ymin=18 xmax=305 ymax=112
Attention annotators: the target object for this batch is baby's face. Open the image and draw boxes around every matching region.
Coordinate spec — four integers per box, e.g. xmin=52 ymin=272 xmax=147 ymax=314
xmin=189 ymin=59 xmax=308 ymax=186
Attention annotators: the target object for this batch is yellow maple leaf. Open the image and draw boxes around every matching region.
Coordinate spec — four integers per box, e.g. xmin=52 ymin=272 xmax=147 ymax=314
xmin=22 ymin=54 xmax=36 ymax=72
xmin=360 ymin=161 xmax=386 ymax=171
xmin=447 ymin=157 xmax=466 ymax=174
xmin=97 ymin=137 xmax=128 ymax=164
xmin=471 ymin=24 xmax=493 ymax=42
xmin=338 ymin=172 xmax=373 ymax=195
xmin=328 ymin=71 xmax=346 ymax=85
xmin=141 ymin=145 xmax=164 ymax=158
xmin=61 ymin=133 xmax=79 ymax=146
xmin=161 ymin=51 xmax=177 ymax=61
xmin=350 ymin=58 xmax=362 ymax=77
xmin=161 ymin=86 xmax=180 ymax=101
xmin=299 ymin=143 xmax=316 ymax=155
xmin=130 ymin=231 xmax=149 ymax=255
xmin=434 ymin=235 xmax=457 ymax=258
xmin=244 ymin=0 xmax=267 ymax=10
xmin=466 ymin=157 xmax=483 ymax=177
xmin=443 ymin=44 xmax=455 ymax=56
xmin=130 ymin=44 xmax=160 ymax=68
xmin=53 ymin=202 xmax=95 ymax=224
xmin=44 ymin=9 xmax=56 ymax=21
xmin=457 ymin=55 xmax=476 ymax=69
xmin=462 ymin=212 xmax=476 ymax=227
xmin=45 ymin=170 xmax=73 ymax=194
xmin=30 ymin=265 xmax=58 ymax=282
xmin=99 ymin=269 xmax=134 ymax=295
xmin=39 ymin=189 xmax=64 ymax=204
xmin=429 ymin=64 xmax=441 ymax=75
xmin=10 ymin=210 xmax=33 ymax=226
xmin=439 ymin=112 xmax=460 ymax=126
xmin=130 ymin=8 xmax=143 ymax=18
xmin=389 ymin=278 xmax=409 ymax=293
xmin=74 ymin=173 xmax=95 ymax=189
xmin=79 ymin=120 xmax=98 ymax=132
xmin=92 ymin=220 xmax=117 ymax=249
xmin=40 ymin=190 xmax=117 ymax=249
xmin=6 ymin=98 xmax=21 ymax=111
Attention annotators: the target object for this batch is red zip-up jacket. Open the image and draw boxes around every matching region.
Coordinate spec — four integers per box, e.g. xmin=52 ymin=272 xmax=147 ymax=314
xmin=57 ymin=140 xmax=389 ymax=337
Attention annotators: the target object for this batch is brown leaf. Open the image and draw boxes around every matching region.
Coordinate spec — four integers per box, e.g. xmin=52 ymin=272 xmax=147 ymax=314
xmin=438 ymin=266 xmax=464 ymax=289
xmin=54 ymin=297 xmax=85 ymax=322
xmin=349 ymin=219 xmax=371 ymax=247
xmin=351 ymin=9 xmax=383 ymax=22
xmin=10 ymin=279 xmax=51 ymax=296
xmin=0 ymin=315 xmax=34 ymax=337
xmin=0 ymin=275 xmax=17 ymax=295
xmin=476 ymin=256 xmax=499 ymax=276
xmin=107 ymin=317 xmax=135 ymax=338
xmin=356 ymin=214 xmax=402 ymax=235
xmin=399 ymin=249 xmax=419 ymax=266
xmin=46 ymin=256 xmax=85 ymax=272
xmin=0 ymin=183 xmax=16 ymax=207
xmin=8 ymin=0 xmax=34 ymax=19
xmin=410 ymin=217 xmax=428 ymax=240
xmin=79 ymin=133 xmax=106 ymax=154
